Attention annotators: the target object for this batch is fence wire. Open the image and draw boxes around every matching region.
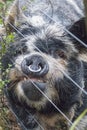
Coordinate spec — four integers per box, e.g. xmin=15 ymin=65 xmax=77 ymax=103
xmin=0 ymin=0 xmax=87 ymax=130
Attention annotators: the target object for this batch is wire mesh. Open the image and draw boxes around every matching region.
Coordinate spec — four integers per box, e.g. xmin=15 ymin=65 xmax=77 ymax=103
xmin=0 ymin=0 xmax=87 ymax=130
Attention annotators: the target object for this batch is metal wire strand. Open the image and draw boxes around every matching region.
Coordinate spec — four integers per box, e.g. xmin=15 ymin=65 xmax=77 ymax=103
xmin=0 ymin=1 xmax=87 ymax=129
xmin=27 ymin=0 xmax=87 ymax=48
xmin=30 ymin=80 xmax=79 ymax=130
xmin=25 ymin=109 xmax=44 ymax=130
xmin=4 ymin=86 xmax=45 ymax=130
xmin=39 ymin=9 xmax=87 ymax=48
xmin=1 ymin=14 xmax=87 ymax=96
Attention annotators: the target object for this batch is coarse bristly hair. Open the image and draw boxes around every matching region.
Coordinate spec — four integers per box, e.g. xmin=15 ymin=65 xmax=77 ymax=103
xmin=1 ymin=0 xmax=87 ymax=130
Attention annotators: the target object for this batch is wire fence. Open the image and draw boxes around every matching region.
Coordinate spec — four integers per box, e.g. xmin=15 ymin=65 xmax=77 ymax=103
xmin=0 ymin=0 xmax=87 ymax=130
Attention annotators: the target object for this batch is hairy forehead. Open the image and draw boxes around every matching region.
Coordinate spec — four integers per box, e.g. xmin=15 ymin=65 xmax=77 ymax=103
xmin=14 ymin=21 xmax=74 ymax=55
xmin=20 ymin=24 xmax=66 ymax=47
xmin=19 ymin=19 xmax=64 ymax=36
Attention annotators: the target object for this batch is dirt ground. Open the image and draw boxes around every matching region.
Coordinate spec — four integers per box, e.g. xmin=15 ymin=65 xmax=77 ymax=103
xmin=0 ymin=90 xmax=21 ymax=130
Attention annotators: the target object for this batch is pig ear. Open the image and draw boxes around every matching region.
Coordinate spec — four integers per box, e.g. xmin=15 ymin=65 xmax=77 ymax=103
xmin=69 ymin=18 xmax=87 ymax=53
xmin=5 ymin=0 xmax=27 ymax=32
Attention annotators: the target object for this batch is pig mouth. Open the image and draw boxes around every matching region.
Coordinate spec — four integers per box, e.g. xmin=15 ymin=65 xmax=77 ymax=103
xmin=7 ymin=75 xmax=47 ymax=101
xmin=21 ymin=78 xmax=47 ymax=101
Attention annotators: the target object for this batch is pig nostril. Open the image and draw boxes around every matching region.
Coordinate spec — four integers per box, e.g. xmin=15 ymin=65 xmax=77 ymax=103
xmin=28 ymin=65 xmax=42 ymax=73
xmin=21 ymin=55 xmax=49 ymax=77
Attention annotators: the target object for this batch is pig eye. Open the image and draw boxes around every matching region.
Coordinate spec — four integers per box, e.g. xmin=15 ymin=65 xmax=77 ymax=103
xmin=16 ymin=49 xmax=22 ymax=55
xmin=15 ymin=45 xmax=27 ymax=55
xmin=57 ymin=50 xmax=67 ymax=59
